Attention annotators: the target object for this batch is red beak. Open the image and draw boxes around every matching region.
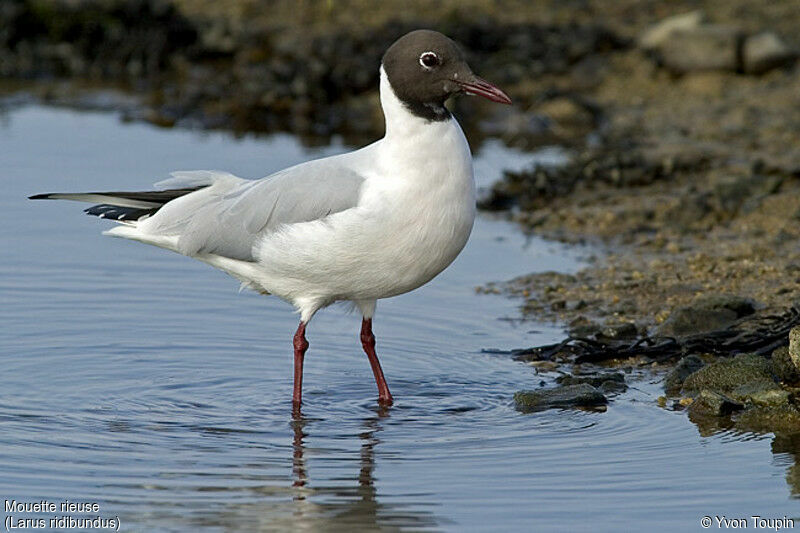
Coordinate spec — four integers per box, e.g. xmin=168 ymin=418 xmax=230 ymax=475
xmin=456 ymin=76 xmax=512 ymax=105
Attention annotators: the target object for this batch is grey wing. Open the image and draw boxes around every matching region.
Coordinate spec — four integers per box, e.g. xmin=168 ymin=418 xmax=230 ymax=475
xmin=145 ymin=160 xmax=366 ymax=261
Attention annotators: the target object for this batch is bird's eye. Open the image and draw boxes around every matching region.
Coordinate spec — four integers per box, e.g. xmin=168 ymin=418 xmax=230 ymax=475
xmin=419 ymin=52 xmax=440 ymax=69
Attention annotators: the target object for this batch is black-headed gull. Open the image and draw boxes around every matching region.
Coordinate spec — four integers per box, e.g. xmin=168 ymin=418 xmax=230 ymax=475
xmin=30 ymin=30 xmax=512 ymax=408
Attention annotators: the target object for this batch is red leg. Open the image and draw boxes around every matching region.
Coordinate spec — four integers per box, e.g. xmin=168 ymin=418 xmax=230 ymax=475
xmin=360 ymin=318 xmax=393 ymax=405
xmin=293 ymin=321 xmax=309 ymax=407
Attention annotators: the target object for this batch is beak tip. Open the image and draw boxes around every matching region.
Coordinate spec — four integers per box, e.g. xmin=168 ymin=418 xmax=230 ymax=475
xmin=456 ymin=78 xmax=512 ymax=106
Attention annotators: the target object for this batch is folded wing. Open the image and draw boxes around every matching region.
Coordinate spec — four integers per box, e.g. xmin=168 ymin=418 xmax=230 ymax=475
xmin=127 ymin=160 xmax=366 ymax=261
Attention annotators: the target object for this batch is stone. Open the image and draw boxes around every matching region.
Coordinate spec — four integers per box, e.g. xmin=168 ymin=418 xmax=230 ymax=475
xmin=599 ymin=380 xmax=627 ymax=394
xmin=688 ymin=389 xmax=744 ymax=417
xmin=639 ymin=11 xmax=707 ymax=50
xmin=514 ymin=384 xmax=607 ymax=412
xmin=529 ymin=360 xmax=560 ymax=372
xmin=664 ymin=355 xmax=705 ymax=393
xmin=772 ymin=346 xmax=800 ymax=384
xmin=742 ymin=32 xmax=796 ymax=75
xmin=790 ymin=326 xmax=800 ymax=373
xmin=735 ymin=405 xmax=800 ymax=434
xmin=658 ymin=25 xmax=742 ymax=74
xmin=556 ymin=371 xmax=626 ymax=388
xmin=568 ymin=317 xmax=603 ymax=338
xmin=731 ymin=381 xmax=789 ymax=408
xmin=682 ymin=353 xmax=775 ymax=395
xmin=598 ymin=322 xmax=638 ymax=340
xmin=657 ymin=294 xmax=756 ymax=337
xmin=661 ymin=306 xmax=738 ymax=336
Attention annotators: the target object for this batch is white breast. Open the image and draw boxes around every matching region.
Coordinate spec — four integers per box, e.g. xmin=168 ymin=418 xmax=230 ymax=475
xmin=248 ymin=69 xmax=476 ymax=311
xmin=358 ymin=84 xmax=476 ymax=296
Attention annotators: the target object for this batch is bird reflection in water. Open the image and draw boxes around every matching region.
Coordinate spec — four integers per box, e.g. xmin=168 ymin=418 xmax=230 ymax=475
xmin=291 ymin=412 xmax=309 ymax=490
xmin=291 ymin=405 xmax=388 ymax=492
xmin=287 ymin=405 xmax=435 ymax=529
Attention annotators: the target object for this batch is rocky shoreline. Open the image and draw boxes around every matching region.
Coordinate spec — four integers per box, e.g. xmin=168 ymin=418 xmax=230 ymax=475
xmin=478 ymin=8 xmax=800 ymax=411
xmin=473 ymin=6 xmax=800 ymax=486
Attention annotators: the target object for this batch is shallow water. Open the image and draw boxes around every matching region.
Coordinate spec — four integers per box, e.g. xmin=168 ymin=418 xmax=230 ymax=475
xmin=1 ymin=105 xmax=798 ymax=531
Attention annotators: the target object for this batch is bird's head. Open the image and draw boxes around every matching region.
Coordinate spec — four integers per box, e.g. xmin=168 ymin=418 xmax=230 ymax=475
xmin=382 ymin=29 xmax=512 ymax=121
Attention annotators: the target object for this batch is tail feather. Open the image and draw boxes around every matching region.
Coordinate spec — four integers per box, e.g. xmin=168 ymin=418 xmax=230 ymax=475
xmin=83 ymin=204 xmax=156 ymax=222
xmin=29 ymin=187 xmax=206 ymax=222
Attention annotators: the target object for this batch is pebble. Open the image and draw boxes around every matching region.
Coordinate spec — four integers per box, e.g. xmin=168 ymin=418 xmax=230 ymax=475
xmin=789 ymin=326 xmax=800 ymax=373
xmin=514 ymin=384 xmax=608 ymax=412
xmin=681 ymin=353 xmax=775 ymax=395
xmin=730 ymin=382 xmax=790 ymax=408
xmin=688 ymin=389 xmax=743 ymax=417
xmin=664 ymin=355 xmax=705 ymax=393
xmin=639 ymin=10 xmax=707 ymax=50
xmin=556 ymin=371 xmax=626 ymax=388
xmin=658 ymin=25 xmax=742 ymax=74
xmin=771 ymin=346 xmax=800 ymax=384
xmin=657 ymin=294 xmax=755 ymax=337
xmin=742 ymin=31 xmax=796 ymax=74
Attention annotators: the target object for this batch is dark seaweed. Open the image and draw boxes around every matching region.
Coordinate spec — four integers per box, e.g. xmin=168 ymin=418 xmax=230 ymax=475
xmin=499 ymin=305 xmax=800 ymax=364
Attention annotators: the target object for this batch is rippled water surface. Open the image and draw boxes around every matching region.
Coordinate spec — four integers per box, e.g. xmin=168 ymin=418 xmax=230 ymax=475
xmin=1 ymin=105 xmax=798 ymax=531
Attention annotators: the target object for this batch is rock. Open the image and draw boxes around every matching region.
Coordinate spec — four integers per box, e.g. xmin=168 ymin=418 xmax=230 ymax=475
xmin=735 ymin=405 xmax=800 ymax=434
xmin=568 ymin=317 xmax=603 ymax=338
xmin=688 ymin=389 xmax=744 ymax=417
xmin=682 ymin=353 xmax=775 ymax=395
xmin=556 ymin=371 xmax=626 ymax=388
xmin=731 ymin=381 xmax=789 ymax=408
xmin=664 ymin=355 xmax=706 ymax=393
xmin=658 ymin=25 xmax=742 ymax=74
xmin=599 ymin=380 xmax=627 ymax=394
xmin=657 ymin=294 xmax=756 ymax=337
xmin=790 ymin=326 xmax=800 ymax=372
xmin=529 ymin=360 xmax=560 ymax=372
xmin=695 ymin=293 xmax=756 ymax=317
xmin=598 ymin=322 xmax=638 ymax=340
xmin=514 ymin=384 xmax=607 ymax=412
xmin=742 ymin=32 xmax=796 ymax=75
xmin=640 ymin=11 xmax=707 ymax=51
xmin=772 ymin=346 xmax=800 ymax=384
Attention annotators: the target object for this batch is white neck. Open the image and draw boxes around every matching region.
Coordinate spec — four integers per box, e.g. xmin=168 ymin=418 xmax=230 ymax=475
xmin=372 ymin=65 xmax=473 ymax=203
xmin=379 ymin=66 xmax=452 ymax=140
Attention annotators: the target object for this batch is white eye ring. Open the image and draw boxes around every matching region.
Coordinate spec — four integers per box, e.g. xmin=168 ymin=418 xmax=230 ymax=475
xmin=419 ymin=51 xmax=439 ymax=70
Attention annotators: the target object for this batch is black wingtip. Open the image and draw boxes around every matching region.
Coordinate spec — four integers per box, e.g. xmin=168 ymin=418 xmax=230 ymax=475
xmin=28 ymin=193 xmax=53 ymax=200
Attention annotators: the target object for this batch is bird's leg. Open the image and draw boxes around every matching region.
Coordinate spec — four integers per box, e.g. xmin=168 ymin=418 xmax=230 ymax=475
xmin=293 ymin=321 xmax=309 ymax=408
xmin=360 ymin=318 xmax=393 ymax=405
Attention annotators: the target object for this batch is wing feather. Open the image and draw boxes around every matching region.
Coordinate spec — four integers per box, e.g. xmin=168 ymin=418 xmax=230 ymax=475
xmin=139 ymin=159 xmax=366 ymax=261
